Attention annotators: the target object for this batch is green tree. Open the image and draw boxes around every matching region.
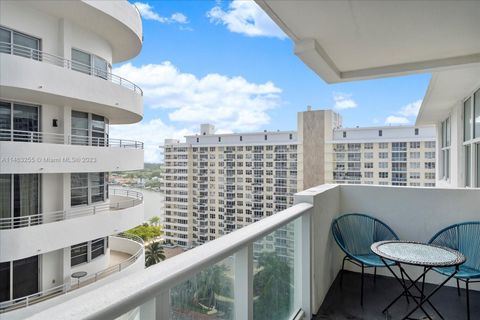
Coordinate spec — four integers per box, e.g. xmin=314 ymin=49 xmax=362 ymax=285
xmin=126 ymin=224 xmax=161 ymax=241
xmin=149 ymin=216 xmax=160 ymax=226
xmin=253 ymin=253 xmax=293 ymax=320
xmin=145 ymin=241 xmax=166 ymax=267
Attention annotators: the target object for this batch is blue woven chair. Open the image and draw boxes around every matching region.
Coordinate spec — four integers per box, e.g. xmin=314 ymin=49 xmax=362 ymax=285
xmin=428 ymin=222 xmax=480 ymax=320
xmin=331 ymin=213 xmax=400 ymax=306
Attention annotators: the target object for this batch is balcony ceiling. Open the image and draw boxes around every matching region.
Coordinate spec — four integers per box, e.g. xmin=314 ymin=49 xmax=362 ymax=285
xmin=256 ymin=0 xmax=480 ymax=83
xmin=417 ymin=65 xmax=480 ymax=125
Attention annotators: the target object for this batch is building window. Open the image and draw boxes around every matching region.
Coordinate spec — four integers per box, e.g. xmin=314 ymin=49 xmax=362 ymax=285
xmin=415 ymin=128 xmax=419 ymax=135
xmin=379 ymin=130 xmax=383 ymax=137
xmin=343 ymin=131 xmax=346 ymax=138
xmin=71 ymin=172 xmax=107 ymax=206
xmin=379 ymin=152 xmax=388 ymax=159
xmin=218 ymin=137 xmax=221 ymax=142
xmin=0 ymin=26 xmax=41 ymax=59
xmin=71 ymin=111 xmax=109 ymax=146
xmin=425 ymin=141 xmax=436 ymax=148
xmin=71 ymin=242 xmax=88 ymax=266
xmin=463 ymin=88 xmax=480 ymax=187
xmin=71 ymin=48 xmax=111 ymax=78
xmin=410 ymin=152 xmax=420 ymax=159
xmin=0 ymin=100 xmax=39 ymax=141
xmin=441 ymin=117 xmax=451 ymax=180
xmin=0 ymin=174 xmax=40 ymax=222
xmin=364 ymin=143 xmax=373 ymax=149
xmin=71 ymin=238 xmax=107 ymax=267
xmin=379 ymin=172 xmax=389 ymax=179
xmin=379 ymin=143 xmax=389 ymax=149
xmin=379 ymin=162 xmax=388 ymax=169
xmin=410 ymin=142 xmax=420 ymax=149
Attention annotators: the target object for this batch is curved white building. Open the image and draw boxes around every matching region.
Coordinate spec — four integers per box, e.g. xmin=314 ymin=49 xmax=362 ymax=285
xmin=0 ymin=0 xmax=145 ymax=313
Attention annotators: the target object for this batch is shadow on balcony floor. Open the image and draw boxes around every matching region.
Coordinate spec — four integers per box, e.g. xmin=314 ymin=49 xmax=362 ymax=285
xmin=315 ymin=271 xmax=479 ymax=320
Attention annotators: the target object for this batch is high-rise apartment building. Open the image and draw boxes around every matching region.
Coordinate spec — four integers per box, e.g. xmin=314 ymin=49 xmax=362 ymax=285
xmin=328 ymin=126 xmax=437 ymax=186
xmin=162 ymin=110 xmax=436 ymax=248
xmin=0 ymin=1 xmax=145 ymax=313
xmin=162 ymin=124 xmax=299 ymax=248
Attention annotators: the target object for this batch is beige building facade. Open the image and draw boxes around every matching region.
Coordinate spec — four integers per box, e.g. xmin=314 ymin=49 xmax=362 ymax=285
xmin=162 ymin=110 xmax=437 ymax=248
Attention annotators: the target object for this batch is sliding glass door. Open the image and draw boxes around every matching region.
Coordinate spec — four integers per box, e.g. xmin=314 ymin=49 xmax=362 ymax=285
xmin=71 ymin=173 xmax=107 ymax=206
xmin=0 ymin=256 xmax=39 ymax=303
xmin=0 ymin=101 xmax=39 ymax=142
xmin=71 ymin=111 xmax=108 ymax=146
xmin=71 ymin=111 xmax=89 ymax=145
xmin=0 ymin=174 xmax=40 ymax=226
xmin=12 ymin=256 xmax=38 ymax=299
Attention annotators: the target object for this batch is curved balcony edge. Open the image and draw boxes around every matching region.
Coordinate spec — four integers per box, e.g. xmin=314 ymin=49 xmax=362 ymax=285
xmin=0 ymin=234 xmax=145 ymax=315
xmin=26 ymin=0 xmax=142 ymax=63
xmin=0 ymin=54 xmax=143 ymax=124
xmin=0 ymin=141 xmax=144 ymax=173
xmin=0 ymin=197 xmax=145 ymax=262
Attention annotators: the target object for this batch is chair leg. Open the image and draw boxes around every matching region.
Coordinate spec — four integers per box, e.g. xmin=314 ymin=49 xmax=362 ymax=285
xmin=466 ymin=280 xmax=470 ymax=320
xmin=340 ymin=256 xmax=347 ymax=288
xmin=361 ymin=264 xmax=364 ymax=307
xmin=374 ymin=267 xmax=377 ymax=285
xmin=457 ymin=278 xmax=461 ymax=296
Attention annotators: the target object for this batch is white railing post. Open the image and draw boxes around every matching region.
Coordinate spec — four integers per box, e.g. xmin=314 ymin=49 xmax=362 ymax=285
xmin=294 ymin=209 xmax=312 ymax=318
xmin=234 ymin=244 xmax=253 ymax=320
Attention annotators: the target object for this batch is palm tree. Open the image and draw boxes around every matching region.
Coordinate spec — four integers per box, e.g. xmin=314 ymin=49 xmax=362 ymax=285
xmin=149 ymin=216 xmax=160 ymax=226
xmin=145 ymin=241 xmax=166 ymax=267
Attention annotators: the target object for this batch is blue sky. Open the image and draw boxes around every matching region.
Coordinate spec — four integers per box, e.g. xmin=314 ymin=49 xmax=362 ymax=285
xmin=111 ymin=0 xmax=431 ymax=162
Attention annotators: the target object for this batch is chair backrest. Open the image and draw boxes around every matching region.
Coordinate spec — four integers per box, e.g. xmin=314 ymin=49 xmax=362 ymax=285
xmin=429 ymin=222 xmax=480 ymax=270
xmin=331 ymin=213 xmax=399 ymax=257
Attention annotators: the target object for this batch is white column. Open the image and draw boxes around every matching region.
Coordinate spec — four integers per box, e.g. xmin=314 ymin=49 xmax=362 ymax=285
xmin=234 ymin=244 xmax=253 ymax=320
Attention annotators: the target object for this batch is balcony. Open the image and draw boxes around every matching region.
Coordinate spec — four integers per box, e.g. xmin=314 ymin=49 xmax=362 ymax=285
xmin=1 ymin=234 xmax=144 ymax=316
xmin=0 ymin=189 xmax=144 ymax=262
xmin=0 ymin=43 xmax=143 ymax=124
xmin=0 ymin=130 xmax=143 ymax=173
xmin=19 ymin=184 xmax=480 ymax=320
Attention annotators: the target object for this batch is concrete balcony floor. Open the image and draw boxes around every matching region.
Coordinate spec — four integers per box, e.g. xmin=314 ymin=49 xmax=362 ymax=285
xmin=315 ymin=271 xmax=480 ymax=320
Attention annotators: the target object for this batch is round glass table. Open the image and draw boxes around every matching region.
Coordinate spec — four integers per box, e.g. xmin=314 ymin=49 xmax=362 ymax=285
xmin=371 ymin=240 xmax=465 ymax=320
xmin=71 ymin=271 xmax=88 ymax=288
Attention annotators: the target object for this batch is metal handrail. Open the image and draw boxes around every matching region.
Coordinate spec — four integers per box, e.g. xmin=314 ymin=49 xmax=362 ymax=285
xmin=0 ymin=188 xmax=143 ymax=230
xmin=0 ymin=129 xmax=144 ymax=149
xmin=0 ymin=42 xmax=143 ymax=95
xmin=0 ymin=284 xmax=67 ymax=312
xmin=74 ymin=234 xmax=144 ymax=286
xmin=0 ymin=235 xmax=144 ymax=313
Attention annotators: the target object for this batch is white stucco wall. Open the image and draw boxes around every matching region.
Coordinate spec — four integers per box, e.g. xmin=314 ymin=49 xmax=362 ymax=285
xmin=0 ymin=141 xmax=143 ymax=173
xmin=294 ymin=184 xmax=480 ymax=312
xmin=0 ymin=203 xmax=144 ymax=262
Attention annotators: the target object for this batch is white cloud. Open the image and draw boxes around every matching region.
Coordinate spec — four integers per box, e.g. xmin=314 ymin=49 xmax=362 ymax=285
xmin=206 ymin=0 xmax=286 ymax=39
xmin=384 ymin=99 xmax=423 ymax=125
xmin=110 ymin=119 xmax=194 ymax=163
xmin=333 ymin=92 xmax=358 ymax=110
xmin=385 ymin=116 xmax=410 ymax=125
xmin=134 ymin=2 xmax=189 ymax=24
xmin=398 ymin=99 xmax=422 ymax=117
xmin=113 ymin=62 xmax=282 ymax=132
